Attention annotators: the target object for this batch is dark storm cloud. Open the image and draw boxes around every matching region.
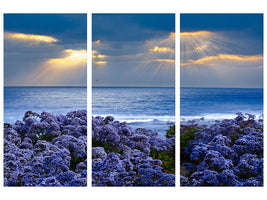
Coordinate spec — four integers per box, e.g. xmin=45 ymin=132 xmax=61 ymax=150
xmin=180 ymin=13 xmax=263 ymax=55
xmin=92 ymin=14 xmax=175 ymax=42
xmin=181 ymin=14 xmax=263 ymax=35
xmin=4 ymin=14 xmax=87 ymax=48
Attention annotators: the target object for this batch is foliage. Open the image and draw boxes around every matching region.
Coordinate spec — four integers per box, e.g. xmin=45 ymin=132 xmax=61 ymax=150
xmin=180 ymin=112 xmax=263 ymax=187
xmin=4 ymin=110 xmax=87 ymax=187
xmin=150 ymin=148 xmax=175 ymax=174
xmin=165 ymin=124 xmax=175 ymax=138
xmin=180 ymin=128 xmax=196 ymax=160
xmin=92 ymin=116 xmax=175 ymax=186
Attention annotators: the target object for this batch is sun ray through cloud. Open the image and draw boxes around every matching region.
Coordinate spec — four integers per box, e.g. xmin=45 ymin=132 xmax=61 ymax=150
xmin=138 ymin=32 xmax=175 ymax=75
xmin=25 ymin=49 xmax=87 ymax=86
xmin=180 ymin=30 xmax=263 ymax=69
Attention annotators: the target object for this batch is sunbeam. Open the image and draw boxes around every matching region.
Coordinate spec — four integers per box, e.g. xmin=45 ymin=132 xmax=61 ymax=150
xmin=180 ymin=31 xmax=239 ymax=65
xmin=139 ymin=32 xmax=175 ymax=75
xmin=26 ymin=49 xmax=87 ymax=86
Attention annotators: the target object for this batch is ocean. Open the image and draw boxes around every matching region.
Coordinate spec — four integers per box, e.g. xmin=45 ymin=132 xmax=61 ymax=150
xmin=4 ymin=87 xmax=87 ymax=123
xmin=92 ymin=87 xmax=175 ymax=137
xmin=5 ymin=87 xmax=259 ymax=135
xmin=180 ymin=87 xmax=263 ymax=122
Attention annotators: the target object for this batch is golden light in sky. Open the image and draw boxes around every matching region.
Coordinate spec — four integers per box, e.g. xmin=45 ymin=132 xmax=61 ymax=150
xmin=93 ymin=40 xmax=102 ymax=46
xmin=181 ymin=54 xmax=263 ymax=66
xmin=92 ymin=50 xmax=108 ymax=65
xmin=29 ymin=49 xmax=87 ymax=86
xmin=137 ymin=32 xmax=175 ymax=77
xmin=180 ymin=31 xmax=212 ymax=37
xmin=92 ymin=50 xmax=108 ymax=58
xmin=94 ymin=61 xmax=107 ymax=65
xmin=153 ymin=59 xmax=175 ymax=63
xmin=180 ymin=30 xmax=263 ymax=69
xmin=170 ymin=32 xmax=175 ymax=37
xmin=48 ymin=49 xmax=87 ymax=67
xmin=146 ymin=32 xmax=175 ymax=67
xmin=180 ymin=30 xmax=234 ymax=65
xmin=149 ymin=46 xmax=174 ymax=53
xmin=5 ymin=32 xmax=58 ymax=44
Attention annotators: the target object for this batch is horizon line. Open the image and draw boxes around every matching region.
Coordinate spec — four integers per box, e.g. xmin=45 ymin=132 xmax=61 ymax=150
xmin=4 ymin=85 xmax=87 ymax=87
xmin=181 ymin=86 xmax=263 ymax=89
xmin=92 ymin=86 xmax=175 ymax=88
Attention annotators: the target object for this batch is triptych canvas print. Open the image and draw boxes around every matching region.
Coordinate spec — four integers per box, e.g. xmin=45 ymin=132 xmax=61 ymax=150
xmin=3 ymin=13 xmax=263 ymax=187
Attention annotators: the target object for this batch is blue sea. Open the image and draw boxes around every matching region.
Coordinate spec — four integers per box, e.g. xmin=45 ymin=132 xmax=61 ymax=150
xmin=181 ymin=87 xmax=263 ymax=122
xmin=92 ymin=87 xmax=175 ymax=137
xmin=4 ymin=87 xmax=87 ymax=123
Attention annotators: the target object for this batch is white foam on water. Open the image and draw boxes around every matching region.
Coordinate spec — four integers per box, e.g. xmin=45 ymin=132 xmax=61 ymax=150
xmin=180 ymin=112 xmax=263 ymax=122
xmin=92 ymin=114 xmax=175 ymax=123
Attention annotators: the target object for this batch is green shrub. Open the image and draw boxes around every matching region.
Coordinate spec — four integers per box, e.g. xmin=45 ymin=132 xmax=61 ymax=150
xmin=166 ymin=124 xmax=175 ymax=138
xmin=150 ymin=148 xmax=175 ymax=174
xmin=92 ymin=138 xmax=122 ymax=154
xmin=180 ymin=128 xmax=196 ymax=161
xmin=70 ymin=156 xmax=86 ymax=172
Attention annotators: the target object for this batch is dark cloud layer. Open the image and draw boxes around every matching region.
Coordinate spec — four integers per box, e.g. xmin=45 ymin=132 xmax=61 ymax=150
xmin=181 ymin=14 xmax=263 ymax=55
xmin=92 ymin=14 xmax=175 ymax=42
xmin=5 ymin=14 xmax=87 ymax=48
xmin=181 ymin=14 xmax=263 ymax=35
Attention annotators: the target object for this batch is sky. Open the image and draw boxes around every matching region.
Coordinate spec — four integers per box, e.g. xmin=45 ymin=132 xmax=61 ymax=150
xmin=180 ymin=14 xmax=263 ymax=88
xmin=4 ymin=14 xmax=87 ymax=86
xmin=92 ymin=14 xmax=175 ymax=87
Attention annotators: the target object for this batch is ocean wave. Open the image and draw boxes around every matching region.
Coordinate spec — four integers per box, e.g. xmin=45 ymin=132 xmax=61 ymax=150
xmin=92 ymin=114 xmax=175 ymax=124
xmin=180 ymin=112 xmax=263 ymax=122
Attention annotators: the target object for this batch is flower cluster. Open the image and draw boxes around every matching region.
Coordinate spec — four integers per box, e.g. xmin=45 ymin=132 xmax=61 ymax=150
xmin=4 ymin=110 xmax=87 ymax=187
xmin=180 ymin=113 xmax=263 ymax=186
xmin=92 ymin=116 xmax=175 ymax=186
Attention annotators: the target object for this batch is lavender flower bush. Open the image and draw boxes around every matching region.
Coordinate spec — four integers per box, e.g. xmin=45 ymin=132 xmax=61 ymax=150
xmin=92 ymin=116 xmax=175 ymax=186
xmin=180 ymin=113 xmax=263 ymax=186
xmin=4 ymin=110 xmax=87 ymax=187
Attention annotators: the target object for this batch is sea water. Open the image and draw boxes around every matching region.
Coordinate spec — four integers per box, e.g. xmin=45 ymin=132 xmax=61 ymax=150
xmin=180 ymin=87 xmax=263 ymax=122
xmin=92 ymin=87 xmax=175 ymax=137
xmin=4 ymin=87 xmax=87 ymax=123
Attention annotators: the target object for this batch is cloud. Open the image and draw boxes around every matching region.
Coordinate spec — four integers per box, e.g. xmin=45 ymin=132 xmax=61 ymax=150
xmin=4 ymin=35 xmax=64 ymax=86
xmin=4 ymin=14 xmax=87 ymax=86
xmin=92 ymin=50 xmax=108 ymax=58
xmin=180 ymin=31 xmax=212 ymax=37
xmin=5 ymin=32 xmax=58 ymax=44
xmin=149 ymin=46 xmax=174 ymax=53
xmin=92 ymin=40 xmax=102 ymax=46
xmin=181 ymin=54 xmax=263 ymax=66
xmin=25 ymin=49 xmax=87 ymax=86
xmin=94 ymin=61 xmax=107 ymax=65
xmin=92 ymin=14 xmax=175 ymax=42
xmin=4 ymin=14 xmax=87 ymax=46
xmin=152 ymin=59 xmax=175 ymax=63
xmin=92 ymin=50 xmax=108 ymax=65
xmin=180 ymin=14 xmax=263 ymax=88
xmin=194 ymin=44 xmax=209 ymax=51
xmin=47 ymin=49 xmax=87 ymax=67
xmin=92 ymin=31 xmax=175 ymax=87
xmin=146 ymin=32 xmax=175 ymax=59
